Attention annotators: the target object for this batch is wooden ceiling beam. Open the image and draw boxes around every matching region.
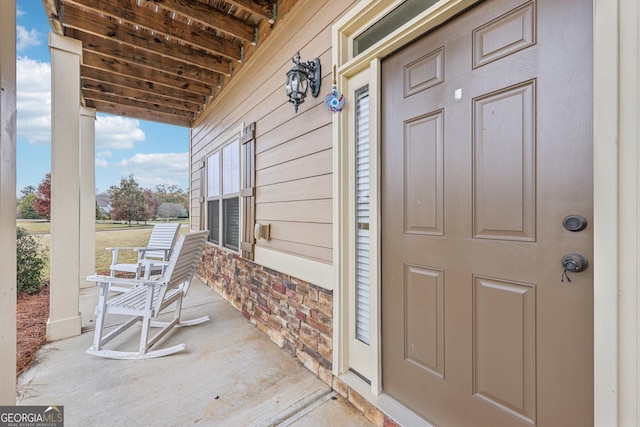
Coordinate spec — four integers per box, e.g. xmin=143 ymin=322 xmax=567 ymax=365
xmin=62 ymin=10 xmax=229 ymax=73
xmin=69 ymin=29 xmax=227 ymax=81
xmin=86 ymin=99 xmax=193 ymax=127
xmin=81 ymin=65 xmax=208 ymax=105
xmin=84 ymin=90 xmax=196 ymax=118
xmin=42 ymin=0 xmax=64 ymax=34
xmin=82 ymin=78 xmax=202 ymax=112
xmin=224 ymin=0 xmax=275 ymax=23
xmin=82 ymin=50 xmax=214 ymax=97
xmin=148 ymin=0 xmax=256 ymax=43
xmin=61 ymin=1 xmax=243 ymax=61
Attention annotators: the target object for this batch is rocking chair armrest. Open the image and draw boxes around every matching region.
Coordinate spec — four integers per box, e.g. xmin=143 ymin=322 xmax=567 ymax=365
xmin=105 ymin=246 xmax=140 ymax=251
xmin=135 ymin=247 xmax=171 ymax=255
xmin=86 ymin=274 xmax=161 ymax=288
xmin=106 ymin=246 xmax=167 ymax=253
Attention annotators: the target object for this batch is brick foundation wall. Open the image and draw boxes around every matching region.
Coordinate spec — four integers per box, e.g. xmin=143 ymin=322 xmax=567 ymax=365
xmin=196 ymin=244 xmax=400 ymax=427
xmin=196 ymin=244 xmax=334 ymax=382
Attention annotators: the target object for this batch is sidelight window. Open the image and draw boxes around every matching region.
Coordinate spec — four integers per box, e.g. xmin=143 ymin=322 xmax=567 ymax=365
xmin=355 ymin=85 xmax=371 ymax=345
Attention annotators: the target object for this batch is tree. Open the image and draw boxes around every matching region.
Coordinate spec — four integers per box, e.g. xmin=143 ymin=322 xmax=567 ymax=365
xmin=108 ymin=175 xmax=147 ymax=226
xmin=34 ymin=173 xmax=51 ymax=221
xmin=157 ymin=202 xmax=187 ymax=219
xmin=143 ymin=188 xmax=161 ymax=221
xmin=18 ymin=194 xmax=41 ymax=219
xmin=20 ymin=185 xmax=36 ymax=197
xmin=155 ymin=184 xmax=189 ymax=209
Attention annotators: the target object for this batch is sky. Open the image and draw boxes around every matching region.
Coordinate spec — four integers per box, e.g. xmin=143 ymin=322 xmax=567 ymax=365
xmin=15 ymin=1 xmax=190 ymax=195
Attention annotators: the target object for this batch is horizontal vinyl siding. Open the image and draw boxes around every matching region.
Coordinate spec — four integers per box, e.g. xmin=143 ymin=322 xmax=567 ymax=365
xmin=256 ymin=199 xmax=333 ymax=224
xmin=256 ymin=174 xmax=332 ymax=203
xmin=256 ymin=125 xmax=331 ymax=170
xmin=255 ymin=149 xmax=332 ymax=187
xmin=191 ymin=0 xmax=358 ymax=265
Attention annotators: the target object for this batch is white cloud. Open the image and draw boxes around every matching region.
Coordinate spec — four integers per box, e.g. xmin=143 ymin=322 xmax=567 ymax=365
xmin=95 ymin=150 xmax=112 ymax=167
xmin=16 ymin=61 xmax=146 ymax=151
xmin=116 ymin=152 xmax=189 ymax=188
xmin=16 ymin=57 xmax=51 ymax=145
xmin=16 ymin=25 xmax=41 ymax=51
xmin=95 ymin=116 xmax=146 ymax=150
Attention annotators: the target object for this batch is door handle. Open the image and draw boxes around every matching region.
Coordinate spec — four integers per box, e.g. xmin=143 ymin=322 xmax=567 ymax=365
xmin=561 ymin=253 xmax=588 ymax=273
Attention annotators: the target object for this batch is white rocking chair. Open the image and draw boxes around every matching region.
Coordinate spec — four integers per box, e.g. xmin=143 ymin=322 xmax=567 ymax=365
xmin=86 ymin=230 xmax=209 ymax=359
xmin=107 ymin=222 xmax=181 ymax=291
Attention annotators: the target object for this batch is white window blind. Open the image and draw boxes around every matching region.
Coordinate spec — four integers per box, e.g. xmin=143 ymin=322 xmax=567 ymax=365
xmin=355 ymin=86 xmax=370 ymax=345
xmin=207 ymin=152 xmax=220 ymax=197
xmin=222 ymin=139 xmax=239 ymax=194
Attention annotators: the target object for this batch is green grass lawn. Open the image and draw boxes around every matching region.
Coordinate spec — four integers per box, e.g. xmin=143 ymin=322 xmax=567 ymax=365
xmin=17 ymin=219 xmax=188 ymax=235
xmin=18 ymin=221 xmax=188 ymax=278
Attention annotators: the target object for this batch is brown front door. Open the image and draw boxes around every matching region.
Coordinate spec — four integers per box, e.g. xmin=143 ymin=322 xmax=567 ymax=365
xmin=381 ymin=0 xmax=593 ymax=426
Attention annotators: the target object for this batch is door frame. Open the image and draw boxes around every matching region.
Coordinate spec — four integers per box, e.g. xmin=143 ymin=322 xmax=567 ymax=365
xmin=332 ymin=0 xmax=636 ymax=425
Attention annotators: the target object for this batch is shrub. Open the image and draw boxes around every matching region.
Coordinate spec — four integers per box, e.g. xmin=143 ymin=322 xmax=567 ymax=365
xmin=16 ymin=226 xmax=47 ymax=294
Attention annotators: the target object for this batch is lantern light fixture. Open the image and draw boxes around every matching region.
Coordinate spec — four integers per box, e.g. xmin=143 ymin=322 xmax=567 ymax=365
xmin=285 ymin=52 xmax=321 ymax=113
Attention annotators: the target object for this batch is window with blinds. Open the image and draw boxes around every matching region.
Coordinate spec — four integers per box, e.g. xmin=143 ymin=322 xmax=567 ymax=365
xmin=355 ymin=85 xmax=371 ymax=345
xmin=207 ymin=137 xmax=240 ymax=251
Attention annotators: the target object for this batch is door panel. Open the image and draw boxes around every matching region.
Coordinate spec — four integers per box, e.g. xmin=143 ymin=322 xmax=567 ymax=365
xmin=381 ymin=0 xmax=593 ymax=426
xmin=473 ymin=81 xmax=535 ymax=241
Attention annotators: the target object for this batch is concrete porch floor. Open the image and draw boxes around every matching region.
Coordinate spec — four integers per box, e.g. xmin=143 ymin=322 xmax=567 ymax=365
xmin=17 ymin=278 xmax=373 ymax=427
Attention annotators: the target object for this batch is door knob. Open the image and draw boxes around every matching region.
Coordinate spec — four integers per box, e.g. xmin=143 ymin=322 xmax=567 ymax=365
xmin=561 ymin=253 xmax=588 ymax=273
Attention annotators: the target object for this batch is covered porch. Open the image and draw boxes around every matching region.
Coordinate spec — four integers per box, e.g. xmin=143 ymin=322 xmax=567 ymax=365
xmin=17 ymin=276 xmax=372 ymax=426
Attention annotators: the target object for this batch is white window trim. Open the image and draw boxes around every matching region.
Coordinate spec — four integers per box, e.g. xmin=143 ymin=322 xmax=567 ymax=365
xmin=205 ymin=125 xmax=244 ymax=253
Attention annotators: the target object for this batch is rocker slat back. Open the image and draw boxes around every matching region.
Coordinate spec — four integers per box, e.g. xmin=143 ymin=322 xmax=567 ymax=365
xmin=145 ymin=223 xmax=181 ymax=260
xmin=155 ymin=231 xmax=209 ymax=306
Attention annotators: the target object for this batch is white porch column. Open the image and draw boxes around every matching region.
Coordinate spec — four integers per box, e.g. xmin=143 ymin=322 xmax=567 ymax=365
xmin=46 ymin=33 xmax=82 ymax=341
xmin=80 ymin=107 xmax=96 ymax=288
xmin=0 ymin=0 xmax=17 ymax=404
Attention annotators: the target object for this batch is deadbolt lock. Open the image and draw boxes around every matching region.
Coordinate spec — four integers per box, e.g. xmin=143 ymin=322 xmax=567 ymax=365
xmin=561 ymin=253 xmax=589 ymax=273
xmin=562 ymin=215 xmax=588 ymax=232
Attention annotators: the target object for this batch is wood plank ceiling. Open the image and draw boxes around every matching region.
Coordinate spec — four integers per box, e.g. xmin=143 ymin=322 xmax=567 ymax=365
xmin=41 ymin=0 xmax=289 ymax=127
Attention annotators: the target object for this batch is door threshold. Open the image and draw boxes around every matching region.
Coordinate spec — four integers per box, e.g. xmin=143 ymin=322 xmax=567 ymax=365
xmin=339 ymin=371 xmax=434 ymax=427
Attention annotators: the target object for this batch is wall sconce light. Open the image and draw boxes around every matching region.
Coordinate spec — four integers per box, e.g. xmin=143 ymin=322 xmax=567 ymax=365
xmin=285 ymin=52 xmax=321 ymax=113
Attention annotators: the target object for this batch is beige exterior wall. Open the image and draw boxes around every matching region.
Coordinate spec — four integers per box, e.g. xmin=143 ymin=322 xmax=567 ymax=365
xmin=0 ymin=0 xmax=17 ymax=405
xmin=191 ymin=0 xmax=358 ymax=276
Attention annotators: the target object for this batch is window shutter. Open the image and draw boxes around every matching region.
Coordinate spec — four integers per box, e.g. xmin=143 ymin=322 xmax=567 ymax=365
xmin=240 ymin=122 xmax=256 ymax=260
xmin=355 ymin=87 xmax=370 ymax=345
